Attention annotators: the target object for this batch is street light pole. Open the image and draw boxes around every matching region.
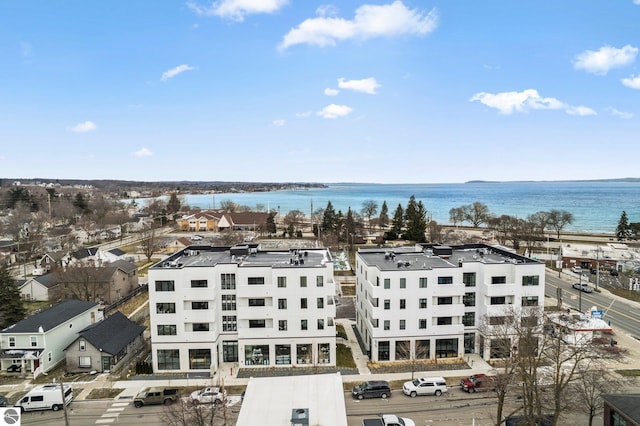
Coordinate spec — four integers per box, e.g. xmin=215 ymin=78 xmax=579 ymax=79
xmin=579 ymin=272 xmax=583 ymax=313
xmin=596 ymin=246 xmax=600 ymax=291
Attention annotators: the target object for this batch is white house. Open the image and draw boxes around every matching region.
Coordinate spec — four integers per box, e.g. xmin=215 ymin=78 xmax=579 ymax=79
xmin=0 ymin=300 xmax=103 ymax=377
xmin=355 ymin=244 xmax=546 ymax=362
xmin=148 ymin=245 xmax=336 ymax=374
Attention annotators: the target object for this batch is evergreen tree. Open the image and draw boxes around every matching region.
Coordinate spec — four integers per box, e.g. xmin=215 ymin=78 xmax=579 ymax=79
xmin=335 ymin=210 xmax=345 ymax=241
xmin=0 ymin=267 xmax=26 ymax=329
xmin=343 ymin=207 xmax=356 ymax=246
xmin=404 ymin=195 xmax=428 ymax=242
xmin=616 ymin=210 xmax=632 ymax=241
xmin=321 ymin=201 xmax=338 ymax=232
xmin=166 ymin=192 xmax=182 ymax=214
xmin=391 ymin=204 xmax=405 ymax=236
xmin=73 ymin=192 xmax=89 ymax=213
xmin=379 ymin=201 xmax=389 ymax=229
xmin=266 ymin=212 xmax=277 ymax=235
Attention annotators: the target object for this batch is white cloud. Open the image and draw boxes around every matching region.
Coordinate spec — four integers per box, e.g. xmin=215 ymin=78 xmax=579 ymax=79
xmin=635 ymin=0 xmax=640 ymax=5
xmin=279 ymin=1 xmax=438 ymax=50
xmin=133 ymin=148 xmax=153 ymax=158
xmin=621 ymin=74 xmax=640 ymax=89
xmin=272 ymin=119 xmax=285 ymax=126
xmin=338 ymin=77 xmax=380 ymax=94
xmin=573 ymin=45 xmax=638 ymax=75
xmin=470 ymin=89 xmax=594 ymax=116
xmin=296 ymin=111 xmax=312 ymax=117
xmin=324 ymin=88 xmax=339 ymax=96
xmin=606 ymin=107 xmax=634 ymax=119
xmin=317 ymin=104 xmax=353 ymax=119
xmin=565 ymin=106 xmax=596 ymax=116
xmin=70 ymin=121 xmax=97 ymax=133
xmin=187 ymin=0 xmax=288 ymax=22
xmin=161 ymin=64 xmax=195 ymax=82
xmin=316 ymin=5 xmax=339 ymax=17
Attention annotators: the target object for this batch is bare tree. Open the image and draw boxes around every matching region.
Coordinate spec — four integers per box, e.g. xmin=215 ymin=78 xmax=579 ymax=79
xmin=427 ymin=221 xmax=443 ymax=243
xmin=462 ymin=202 xmax=492 ymax=227
xmin=140 ymin=228 xmax=160 ymax=262
xmin=573 ymin=368 xmax=625 ymax=426
xmin=162 ymin=398 xmax=231 ymax=426
xmin=547 ymin=209 xmax=574 ymax=239
xmin=283 ymin=210 xmax=305 ymax=235
xmin=361 ymin=200 xmax=378 ymax=232
xmin=449 ymin=207 xmax=465 ymax=227
xmin=53 ymin=264 xmax=107 ymax=303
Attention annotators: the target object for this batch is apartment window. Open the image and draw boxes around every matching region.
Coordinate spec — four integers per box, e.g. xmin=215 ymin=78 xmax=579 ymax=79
xmin=79 ymin=356 xmax=91 ymax=368
xmin=463 ymin=272 xmax=476 ymax=287
xmin=277 ymin=276 xmax=287 ymax=288
xmin=419 ymin=298 xmax=427 ymax=309
xmin=437 ymin=317 xmax=453 ymax=326
xmin=490 ymin=296 xmax=506 ymax=305
xmin=191 ymin=301 xmax=208 ymax=310
xmin=157 ymin=349 xmax=180 ymax=370
xmin=279 ymin=320 xmax=288 ymax=331
xmin=463 ymin=292 xmax=476 ymax=307
xmin=191 ymin=279 xmax=208 ymax=288
xmin=419 ymin=277 xmax=428 ymax=288
xmin=419 ymin=319 xmax=427 ymax=329
xmin=301 ymin=320 xmax=308 ymax=330
xmin=317 ymin=297 xmax=324 ymax=309
xmin=437 ymin=297 xmax=453 ymax=305
xmin=317 ymin=319 xmax=324 ymax=330
xmin=522 ymin=275 xmax=540 ymax=286
xmin=156 ymin=303 xmax=176 ymax=314
xmin=79 ymin=339 xmax=86 ymax=351
xmin=248 ymin=298 xmax=266 ymax=307
xmin=192 ymin=323 xmax=209 ymax=332
xmin=8 ymin=337 xmax=15 ymax=348
xmin=300 ymin=276 xmax=307 ymax=287
xmin=189 ymin=349 xmax=211 ymax=370
xmin=249 ymin=320 xmax=266 ymax=328
xmin=316 ymin=276 xmax=324 ymax=287
xmin=300 ymin=298 xmax=307 ymax=309
xmin=384 ymin=320 xmax=390 ymax=331
xmin=399 ymin=320 xmax=406 ymax=330
xmin=221 ymin=273 xmax=236 ymax=290
xmin=221 ymin=294 xmax=236 ymax=311
xmin=438 ymin=276 xmax=453 ymax=285
xmin=157 ymin=325 xmax=177 ymax=335
xmin=155 ymin=280 xmax=175 ymax=292
xmin=222 ymin=316 xmax=237 ymax=332
xmin=463 ymin=312 xmax=475 ymax=327
xmin=522 ymin=296 xmax=539 ymax=306
xmin=400 ymin=299 xmax=406 ymax=309
xmin=277 ymin=298 xmax=287 ymax=309
xmin=492 ymin=276 xmax=507 ymax=284
xmin=384 ymin=299 xmax=390 ymax=310
xmin=30 ymin=336 xmax=37 ymax=347
xmin=248 ymin=277 xmax=265 ymax=285
xmin=384 ymin=278 xmax=390 ymax=289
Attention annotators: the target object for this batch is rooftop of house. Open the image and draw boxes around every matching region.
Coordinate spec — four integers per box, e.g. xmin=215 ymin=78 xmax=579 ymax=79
xmin=357 ymin=243 xmax=540 ymax=271
xmin=602 ymin=394 xmax=640 ymax=422
xmin=1 ymin=300 xmax=98 ymax=333
xmin=151 ymin=245 xmax=332 ymax=270
xmin=68 ymin=311 xmax=145 ymax=356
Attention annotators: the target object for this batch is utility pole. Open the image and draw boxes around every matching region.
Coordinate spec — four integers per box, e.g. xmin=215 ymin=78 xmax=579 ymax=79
xmin=596 ymin=246 xmax=600 ymax=291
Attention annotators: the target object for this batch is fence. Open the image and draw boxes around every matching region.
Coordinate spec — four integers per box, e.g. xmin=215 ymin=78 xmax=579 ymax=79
xmin=103 ymin=283 xmax=148 ymax=316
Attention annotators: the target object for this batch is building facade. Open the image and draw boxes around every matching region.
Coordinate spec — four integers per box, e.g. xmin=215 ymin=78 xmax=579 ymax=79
xmin=355 ymin=244 xmax=545 ymax=362
xmin=148 ymin=245 xmax=336 ymax=374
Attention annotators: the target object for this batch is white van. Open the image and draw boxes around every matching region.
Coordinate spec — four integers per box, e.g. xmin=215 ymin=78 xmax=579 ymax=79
xmin=15 ymin=384 xmax=73 ymax=412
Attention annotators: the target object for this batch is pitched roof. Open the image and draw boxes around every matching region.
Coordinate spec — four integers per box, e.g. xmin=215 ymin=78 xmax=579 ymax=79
xmin=72 ymin=247 xmax=99 ymax=260
xmin=31 ymin=273 xmax=62 ymax=289
xmin=2 ymin=300 xmax=98 ymax=333
xmin=108 ymin=248 xmax=126 ymax=257
xmin=71 ymin=312 xmax=145 ymax=355
xmin=225 ymin=212 xmax=269 ymax=226
xmin=103 ymin=259 xmax=137 ymax=275
xmin=602 ymin=394 xmax=640 ymax=423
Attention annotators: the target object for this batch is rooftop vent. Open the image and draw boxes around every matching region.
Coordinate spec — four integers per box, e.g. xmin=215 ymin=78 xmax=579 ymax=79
xmin=291 ymin=408 xmax=309 ymax=426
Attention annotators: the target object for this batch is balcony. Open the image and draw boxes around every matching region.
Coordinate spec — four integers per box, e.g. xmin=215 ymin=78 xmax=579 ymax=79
xmin=432 ymin=283 xmax=465 ymax=297
xmin=430 ymin=303 xmax=465 ymax=317
xmin=482 ymin=283 xmax=517 ymax=297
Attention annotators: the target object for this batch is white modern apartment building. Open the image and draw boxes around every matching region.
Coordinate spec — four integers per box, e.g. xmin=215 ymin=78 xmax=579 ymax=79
xmin=355 ymin=244 xmax=545 ymax=362
xmin=148 ymin=244 xmax=336 ymax=374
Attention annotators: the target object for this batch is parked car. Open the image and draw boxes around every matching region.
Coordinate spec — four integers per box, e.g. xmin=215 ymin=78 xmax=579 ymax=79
xmin=7 ymin=364 xmax=21 ymax=373
xmin=189 ymin=387 xmax=226 ymax=404
xmin=571 ymin=266 xmax=583 ymax=274
xmin=572 ymin=283 xmax=593 ymax=293
xmin=610 ymin=268 xmax=619 ymax=276
xmin=352 ymin=380 xmax=391 ymax=400
xmin=133 ymin=387 xmax=179 ymax=408
xmin=402 ymin=377 xmax=447 ymax=397
xmin=362 ymin=414 xmax=416 ymax=426
xmin=461 ymin=374 xmax=495 ymax=393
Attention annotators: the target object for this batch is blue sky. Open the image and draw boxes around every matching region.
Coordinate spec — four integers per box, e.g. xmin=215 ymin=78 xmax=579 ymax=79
xmin=2 ymin=1 xmax=640 ymax=184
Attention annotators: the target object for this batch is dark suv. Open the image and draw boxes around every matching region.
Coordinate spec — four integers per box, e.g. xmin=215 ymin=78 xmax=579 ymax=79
xmin=352 ymin=380 xmax=391 ymax=400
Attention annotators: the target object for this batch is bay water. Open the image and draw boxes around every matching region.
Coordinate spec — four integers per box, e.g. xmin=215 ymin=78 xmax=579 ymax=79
xmin=144 ymin=181 xmax=640 ymax=234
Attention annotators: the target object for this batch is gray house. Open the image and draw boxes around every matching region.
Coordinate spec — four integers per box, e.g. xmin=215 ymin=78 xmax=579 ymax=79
xmin=65 ymin=312 xmax=145 ymax=373
xmin=0 ymin=300 xmax=102 ymax=377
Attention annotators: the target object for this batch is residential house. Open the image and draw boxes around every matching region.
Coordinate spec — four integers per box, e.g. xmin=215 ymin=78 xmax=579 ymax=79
xmin=166 ymin=237 xmax=192 ymax=254
xmin=148 ymin=245 xmax=336 ymax=374
xmin=355 ymin=244 xmax=546 ymax=362
xmin=96 ymin=248 xmax=129 ymax=264
xmin=65 ymin=312 xmax=146 ymax=373
xmin=19 ymin=273 xmax=62 ymax=301
xmin=0 ymin=300 xmax=102 ymax=377
xmin=602 ymin=394 xmax=640 ymax=426
xmin=35 ymin=250 xmax=73 ymax=275
xmin=217 ymin=212 xmax=269 ymax=232
xmin=71 ymin=247 xmax=100 ymax=266
xmin=176 ymin=211 xmax=222 ymax=232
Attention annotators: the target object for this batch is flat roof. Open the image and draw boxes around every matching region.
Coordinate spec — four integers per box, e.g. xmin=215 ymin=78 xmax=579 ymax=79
xmin=358 ymin=243 xmax=539 ymax=271
xmin=236 ymin=373 xmax=347 ymax=426
xmin=151 ymin=245 xmax=332 ymax=269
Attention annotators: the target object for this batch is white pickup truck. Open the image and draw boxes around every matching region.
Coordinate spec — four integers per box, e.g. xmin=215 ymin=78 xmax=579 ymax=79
xmin=362 ymin=414 xmax=415 ymax=426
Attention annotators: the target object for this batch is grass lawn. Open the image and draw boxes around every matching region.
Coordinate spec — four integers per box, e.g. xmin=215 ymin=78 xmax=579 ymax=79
xmin=336 ymin=324 xmax=348 ymax=340
xmin=86 ymin=388 xmax=125 ymax=399
xmin=336 ymin=344 xmax=356 ymax=369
